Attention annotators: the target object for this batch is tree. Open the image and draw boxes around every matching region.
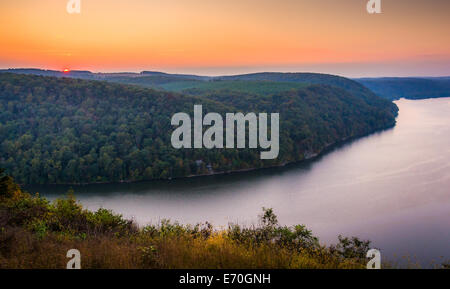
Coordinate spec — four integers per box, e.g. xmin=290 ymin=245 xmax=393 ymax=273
xmin=0 ymin=72 xmax=397 ymax=185
xmin=0 ymin=168 xmax=19 ymax=198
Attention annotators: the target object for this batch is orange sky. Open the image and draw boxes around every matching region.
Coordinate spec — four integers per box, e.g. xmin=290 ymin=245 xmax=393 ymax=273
xmin=1 ymin=0 xmax=449 ymax=77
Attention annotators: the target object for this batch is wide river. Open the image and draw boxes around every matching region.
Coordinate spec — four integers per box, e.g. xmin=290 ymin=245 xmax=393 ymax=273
xmin=27 ymin=98 xmax=450 ymax=267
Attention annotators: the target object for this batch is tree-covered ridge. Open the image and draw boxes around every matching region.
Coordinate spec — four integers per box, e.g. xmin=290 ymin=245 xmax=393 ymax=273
xmin=215 ymin=72 xmax=374 ymax=98
xmin=103 ymin=72 xmax=382 ymax=103
xmin=0 ymin=69 xmax=388 ymax=100
xmin=355 ymin=77 xmax=450 ymax=100
xmin=4 ymin=69 xmax=450 ymax=101
xmin=0 ymin=73 xmax=397 ymax=185
xmin=0 ymin=171 xmax=378 ymax=269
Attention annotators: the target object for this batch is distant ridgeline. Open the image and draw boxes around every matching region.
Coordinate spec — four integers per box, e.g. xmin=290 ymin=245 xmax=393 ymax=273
xmin=355 ymin=77 xmax=450 ymax=100
xmin=3 ymin=69 xmax=450 ymax=101
xmin=0 ymin=71 xmax=397 ymax=185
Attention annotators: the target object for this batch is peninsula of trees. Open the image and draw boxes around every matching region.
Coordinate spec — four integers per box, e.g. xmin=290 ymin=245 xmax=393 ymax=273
xmin=0 ymin=72 xmax=398 ymax=184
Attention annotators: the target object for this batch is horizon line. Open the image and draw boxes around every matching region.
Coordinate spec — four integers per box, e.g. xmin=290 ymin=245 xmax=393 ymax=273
xmin=1 ymin=67 xmax=449 ymax=79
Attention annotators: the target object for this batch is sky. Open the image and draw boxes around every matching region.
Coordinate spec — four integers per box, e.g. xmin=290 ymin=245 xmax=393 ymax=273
xmin=0 ymin=0 xmax=449 ymax=77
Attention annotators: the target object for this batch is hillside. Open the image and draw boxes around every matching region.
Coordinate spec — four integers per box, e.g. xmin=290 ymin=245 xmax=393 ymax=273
xmin=4 ymin=69 xmax=450 ymax=102
xmin=215 ymin=72 xmax=374 ymax=100
xmin=0 ymin=73 xmax=397 ymax=185
xmin=355 ymin=77 xmax=450 ymax=100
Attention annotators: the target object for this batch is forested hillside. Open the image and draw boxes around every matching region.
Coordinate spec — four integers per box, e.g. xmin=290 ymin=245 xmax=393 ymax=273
xmin=0 ymin=73 xmax=397 ymax=184
xmin=356 ymin=77 xmax=450 ymax=100
xmin=0 ymin=170 xmax=374 ymax=269
xmin=105 ymin=72 xmax=382 ymax=102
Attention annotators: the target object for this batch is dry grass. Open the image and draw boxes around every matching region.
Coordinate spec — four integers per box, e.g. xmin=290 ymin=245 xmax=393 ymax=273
xmin=0 ymin=228 xmax=367 ymax=269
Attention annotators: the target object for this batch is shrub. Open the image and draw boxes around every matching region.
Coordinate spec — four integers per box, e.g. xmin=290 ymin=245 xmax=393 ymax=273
xmin=330 ymin=235 xmax=372 ymax=262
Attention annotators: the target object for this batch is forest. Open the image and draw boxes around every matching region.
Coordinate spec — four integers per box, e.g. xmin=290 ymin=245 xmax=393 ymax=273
xmin=5 ymin=68 xmax=449 ymax=101
xmin=0 ymin=169 xmax=379 ymax=269
xmin=0 ymin=72 xmax=398 ymax=184
xmin=356 ymin=77 xmax=450 ymax=100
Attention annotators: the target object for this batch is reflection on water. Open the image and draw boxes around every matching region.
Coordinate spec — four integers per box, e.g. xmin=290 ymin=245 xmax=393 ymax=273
xmin=27 ymin=98 xmax=450 ymax=267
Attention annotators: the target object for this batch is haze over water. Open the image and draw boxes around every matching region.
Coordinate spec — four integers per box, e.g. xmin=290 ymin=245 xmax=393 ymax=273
xmin=30 ymin=98 xmax=450 ymax=267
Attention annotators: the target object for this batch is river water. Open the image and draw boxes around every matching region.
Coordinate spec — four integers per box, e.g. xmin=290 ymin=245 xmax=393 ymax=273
xmin=27 ymin=98 xmax=450 ymax=267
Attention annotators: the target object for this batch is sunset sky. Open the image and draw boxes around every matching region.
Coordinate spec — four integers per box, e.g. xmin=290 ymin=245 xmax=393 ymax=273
xmin=1 ymin=0 xmax=449 ymax=77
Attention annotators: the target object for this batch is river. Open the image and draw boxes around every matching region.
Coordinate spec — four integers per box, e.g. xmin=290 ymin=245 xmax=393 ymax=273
xmin=27 ymin=98 xmax=450 ymax=267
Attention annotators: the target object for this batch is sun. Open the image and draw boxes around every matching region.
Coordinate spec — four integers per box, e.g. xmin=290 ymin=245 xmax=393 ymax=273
xmin=63 ymin=68 xmax=70 ymax=74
